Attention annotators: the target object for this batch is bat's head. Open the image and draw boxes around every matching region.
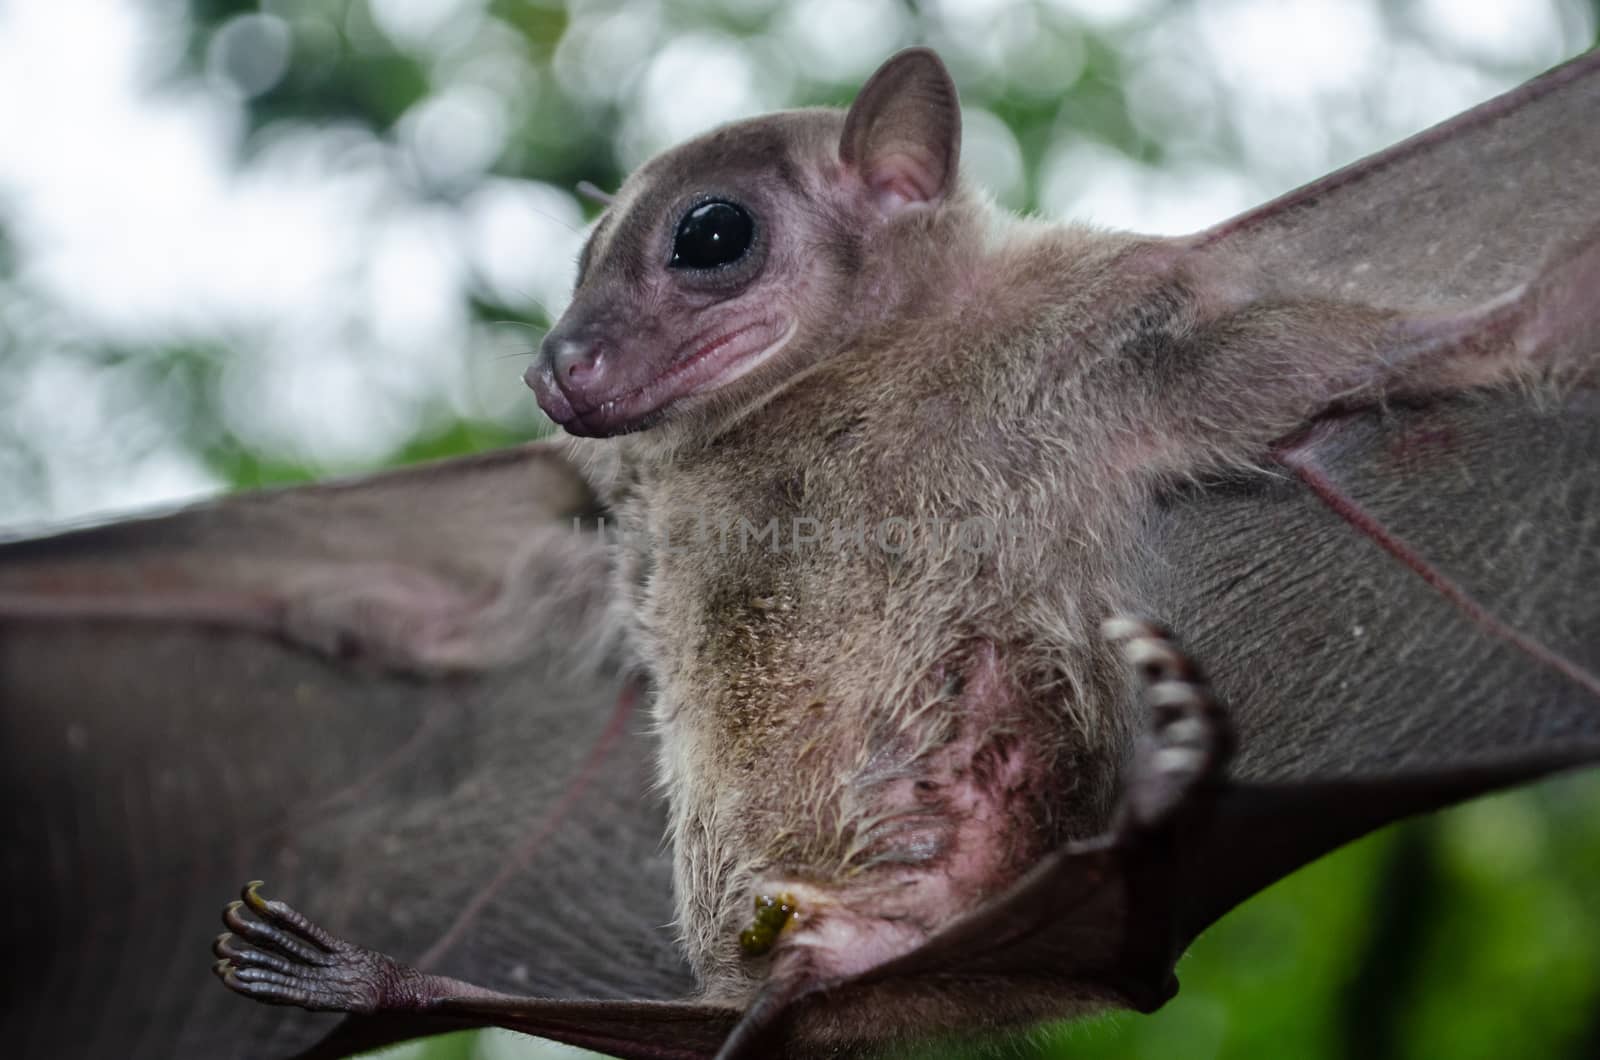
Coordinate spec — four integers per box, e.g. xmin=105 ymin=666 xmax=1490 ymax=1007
xmin=527 ymin=48 xmax=971 ymax=441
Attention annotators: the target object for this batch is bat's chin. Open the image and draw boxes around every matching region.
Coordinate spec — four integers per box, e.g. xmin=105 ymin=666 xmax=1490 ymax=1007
xmin=536 ymin=315 xmax=799 ymax=438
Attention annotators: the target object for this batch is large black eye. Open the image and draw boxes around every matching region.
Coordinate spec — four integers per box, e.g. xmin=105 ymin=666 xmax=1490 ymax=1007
xmin=670 ymin=200 xmax=754 ymax=270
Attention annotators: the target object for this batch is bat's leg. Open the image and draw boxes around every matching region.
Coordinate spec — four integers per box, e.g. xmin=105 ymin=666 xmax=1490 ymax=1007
xmin=1102 ymin=617 xmax=1234 ymax=830
xmin=213 ymin=881 xmax=505 ymax=1014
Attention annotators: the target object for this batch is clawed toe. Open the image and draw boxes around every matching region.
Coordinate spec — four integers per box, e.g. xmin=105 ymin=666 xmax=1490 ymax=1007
xmin=211 ymin=881 xmax=385 ymax=1014
xmin=1103 ymin=616 xmax=1234 ymax=830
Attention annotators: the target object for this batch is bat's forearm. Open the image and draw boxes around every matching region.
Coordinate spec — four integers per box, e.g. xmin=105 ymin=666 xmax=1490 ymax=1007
xmin=1382 ymin=224 xmax=1600 ymax=398
xmin=0 ymin=524 xmax=618 ymax=675
xmin=1115 ymin=224 xmax=1599 ymax=484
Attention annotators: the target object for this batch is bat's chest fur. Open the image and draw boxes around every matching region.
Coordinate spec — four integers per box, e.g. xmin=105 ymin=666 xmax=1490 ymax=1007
xmin=611 ymin=337 xmax=1137 ymax=995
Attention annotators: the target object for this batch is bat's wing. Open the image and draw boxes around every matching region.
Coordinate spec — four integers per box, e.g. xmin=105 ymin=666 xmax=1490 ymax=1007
xmin=763 ymin=387 xmax=1600 ymax=1050
xmin=176 ymin=391 xmax=1600 ymax=1060
xmin=1195 ymin=47 xmax=1600 ymax=309
xmin=0 ymin=441 xmax=721 ymax=1059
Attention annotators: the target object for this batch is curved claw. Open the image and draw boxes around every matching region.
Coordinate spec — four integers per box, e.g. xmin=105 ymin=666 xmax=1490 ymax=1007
xmin=242 ymin=880 xmax=269 ymax=914
xmin=211 ymin=880 xmax=389 ymax=1014
xmin=223 ymin=882 xmax=344 ymax=962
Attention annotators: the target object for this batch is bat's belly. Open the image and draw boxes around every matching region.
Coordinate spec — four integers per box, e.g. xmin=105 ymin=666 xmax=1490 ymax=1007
xmin=706 ymin=641 xmax=1064 ymax=986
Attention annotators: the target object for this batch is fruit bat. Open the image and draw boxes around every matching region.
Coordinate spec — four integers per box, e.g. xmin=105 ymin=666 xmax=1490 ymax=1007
xmin=2 ymin=43 xmax=1599 ymax=1060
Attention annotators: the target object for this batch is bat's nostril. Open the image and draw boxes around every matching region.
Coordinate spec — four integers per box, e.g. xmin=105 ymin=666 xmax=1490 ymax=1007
xmin=551 ymin=338 xmax=603 ymax=382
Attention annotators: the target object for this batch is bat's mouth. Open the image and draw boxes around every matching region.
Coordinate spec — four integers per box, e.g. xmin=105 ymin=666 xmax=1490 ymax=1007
xmin=534 ymin=315 xmax=798 ymax=437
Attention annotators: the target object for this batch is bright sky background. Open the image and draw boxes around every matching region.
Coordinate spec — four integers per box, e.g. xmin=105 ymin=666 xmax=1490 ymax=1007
xmin=0 ymin=0 xmax=1592 ymax=533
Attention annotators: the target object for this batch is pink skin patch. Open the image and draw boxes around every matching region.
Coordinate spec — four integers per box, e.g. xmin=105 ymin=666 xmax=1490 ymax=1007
xmin=532 ymin=314 xmax=797 ymax=436
xmin=754 ymin=643 xmax=1041 ymax=982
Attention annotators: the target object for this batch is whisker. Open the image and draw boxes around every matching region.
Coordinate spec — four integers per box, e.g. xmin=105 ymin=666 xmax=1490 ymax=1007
xmin=483 ymin=318 xmax=548 ymax=362
xmin=577 ymin=180 xmax=616 ymax=206
xmin=493 ymin=286 xmax=561 ymax=320
xmin=524 ymin=205 xmax=583 ymax=236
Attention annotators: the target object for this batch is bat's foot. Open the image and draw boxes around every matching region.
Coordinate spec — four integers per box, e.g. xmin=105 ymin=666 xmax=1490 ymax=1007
xmin=1102 ymin=617 xmax=1234 ymax=830
xmin=213 ymin=881 xmax=417 ymax=1014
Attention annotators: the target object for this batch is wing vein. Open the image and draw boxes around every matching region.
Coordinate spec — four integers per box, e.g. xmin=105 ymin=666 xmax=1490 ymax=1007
xmin=416 ymin=680 xmax=644 ymax=970
xmin=1279 ymin=446 xmax=1600 ymax=703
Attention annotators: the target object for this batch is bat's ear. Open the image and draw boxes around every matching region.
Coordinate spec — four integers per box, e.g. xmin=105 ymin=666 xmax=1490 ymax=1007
xmin=839 ymin=47 xmax=961 ymax=215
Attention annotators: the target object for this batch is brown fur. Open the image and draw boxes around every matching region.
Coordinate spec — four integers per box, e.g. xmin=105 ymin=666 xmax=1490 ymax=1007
xmin=535 ymin=49 xmax=1559 ymax=1005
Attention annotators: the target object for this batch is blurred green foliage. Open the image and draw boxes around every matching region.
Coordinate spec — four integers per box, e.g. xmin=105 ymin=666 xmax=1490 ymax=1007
xmin=3 ymin=0 xmax=1599 ymax=1057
